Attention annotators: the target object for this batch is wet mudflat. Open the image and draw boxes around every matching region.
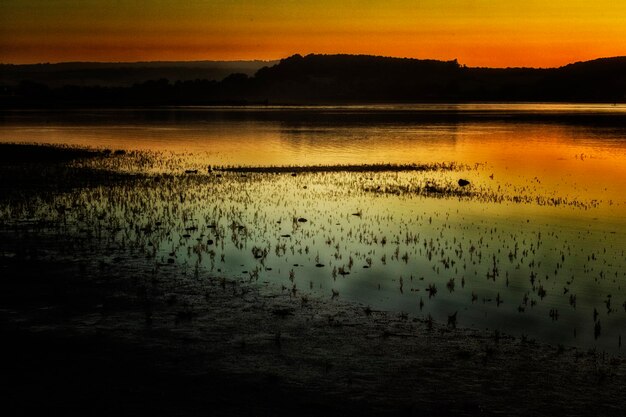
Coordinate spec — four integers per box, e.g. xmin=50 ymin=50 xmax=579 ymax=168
xmin=1 ymin=143 xmax=625 ymax=416
xmin=2 ymin=225 xmax=626 ymax=417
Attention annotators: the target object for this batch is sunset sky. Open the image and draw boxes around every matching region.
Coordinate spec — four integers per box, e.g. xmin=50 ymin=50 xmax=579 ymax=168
xmin=1 ymin=0 xmax=626 ymax=67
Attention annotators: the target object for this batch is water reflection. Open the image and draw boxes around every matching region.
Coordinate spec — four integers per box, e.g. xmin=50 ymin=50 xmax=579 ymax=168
xmin=2 ymin=107 xmax=625 ymax=202
xmin=1 ymin=105 xmax=625 ymax=352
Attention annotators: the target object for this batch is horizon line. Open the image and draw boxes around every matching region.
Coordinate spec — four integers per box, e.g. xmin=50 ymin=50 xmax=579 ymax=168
xmin=2 ymin=53 xmax=625 ymax=70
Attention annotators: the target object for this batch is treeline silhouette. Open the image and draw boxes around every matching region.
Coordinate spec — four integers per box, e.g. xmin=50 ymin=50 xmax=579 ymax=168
xmin=2 ymin=54 xmax=626 ymax=106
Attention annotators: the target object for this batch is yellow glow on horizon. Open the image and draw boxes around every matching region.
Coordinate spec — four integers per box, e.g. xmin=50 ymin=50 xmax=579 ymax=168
xmin=1 ymin=1 xmax=626 ymax=66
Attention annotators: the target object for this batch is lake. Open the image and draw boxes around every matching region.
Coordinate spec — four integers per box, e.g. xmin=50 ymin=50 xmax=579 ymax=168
xmin=2 ymin=104 xmax=626 ymax=352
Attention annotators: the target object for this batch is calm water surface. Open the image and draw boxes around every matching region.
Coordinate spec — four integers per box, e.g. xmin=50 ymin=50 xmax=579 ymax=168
xmin=2 ymin=104 xmax=625 ymax=352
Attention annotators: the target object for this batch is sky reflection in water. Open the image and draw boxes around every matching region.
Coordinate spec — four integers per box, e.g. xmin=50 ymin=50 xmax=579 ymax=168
xmin=2 ymin=105 xmax=625 ymax=352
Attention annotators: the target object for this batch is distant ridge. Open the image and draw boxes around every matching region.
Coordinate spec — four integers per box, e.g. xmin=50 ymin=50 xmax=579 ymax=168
xmin=2 ymin=54 xmax=626 ymax=105
xmin=561 ymin=56 xmax=626 ymax=70
xmin=0 ymin=60 xmax=276 ymax=67
xmin=0 ymin=60 xmax=277 ymax=87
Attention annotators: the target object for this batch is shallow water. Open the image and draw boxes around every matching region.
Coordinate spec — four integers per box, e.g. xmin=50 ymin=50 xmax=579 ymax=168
xmin=2 ymin=104 xmax=626 ymax=352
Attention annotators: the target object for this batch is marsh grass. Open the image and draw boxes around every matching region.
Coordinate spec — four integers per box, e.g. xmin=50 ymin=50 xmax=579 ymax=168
xmin=215 ymin=162 xmax=468 ymax=173
xmin=0 ymin=143 xmax=140 ymax=202
xmin=1 ymin=143 xmax=625 ymax=353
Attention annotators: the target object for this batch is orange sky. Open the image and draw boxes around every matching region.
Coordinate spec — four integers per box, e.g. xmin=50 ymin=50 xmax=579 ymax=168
xmin=1 ymin=1 xmax=626 ymax=67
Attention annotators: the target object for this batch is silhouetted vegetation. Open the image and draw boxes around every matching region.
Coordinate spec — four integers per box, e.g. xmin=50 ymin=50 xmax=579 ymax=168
xmin=2 ymin=54 xmax=626 ymax=106
xmin=0 ymin=143 xmax=100 ymax=165
xmin=216 ymin=162 xmax=465 ymax=174
xmin=0 ymin=144 xmax=129 ymax=201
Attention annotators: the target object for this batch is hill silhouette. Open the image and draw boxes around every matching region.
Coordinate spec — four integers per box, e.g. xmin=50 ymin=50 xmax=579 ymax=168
xmin=2 ymin=54 xmax=626 ymax=106
xmin=0 ymin=60 xmax=276 ymax=88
